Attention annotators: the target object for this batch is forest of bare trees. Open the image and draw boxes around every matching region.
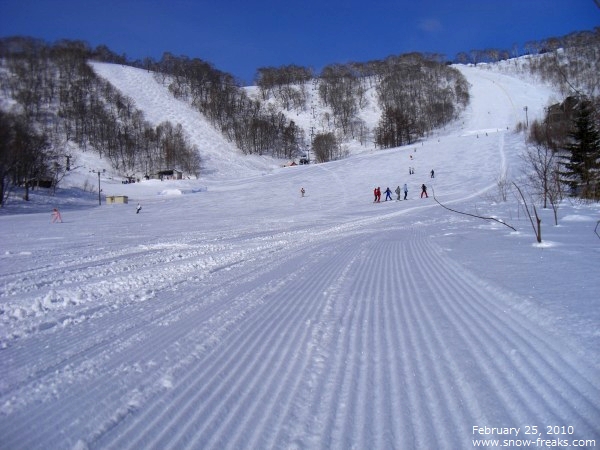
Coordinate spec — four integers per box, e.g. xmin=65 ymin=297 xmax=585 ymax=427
xmin=142 ymin=53 xmax=302 ymax=159
xmin=1 ymin=27 xmax=598 ymax=205
xmin=518 ymin=29 xmax=600 ymax=203
xmin=0 ymin=37 xmax=202 ymax=205
xmin=253 ymin=53 xmax=470 ymax=156
xmin=373 ymin=54 xmax=469 ymax=148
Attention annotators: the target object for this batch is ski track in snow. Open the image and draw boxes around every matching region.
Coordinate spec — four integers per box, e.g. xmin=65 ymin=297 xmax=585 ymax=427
xmin=0 ymin=64 xmax=599 ymax=449
xmin=2 ymin=215 xmax=598 ymax=449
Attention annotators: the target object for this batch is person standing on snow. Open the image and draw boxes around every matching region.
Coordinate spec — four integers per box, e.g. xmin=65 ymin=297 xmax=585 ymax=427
xmin=300 ymin=187 xmax=305 ymax=197
xmin=421 ymin=184 xmax=428 ymax=198
xmin=136 ymin=203 xmax=142 ymax=214
xmin=373 ymin=187 xmax=378 ymax=203
xmin=395 ymin=185 xmax=401 ymax=200
xmin=403 ymin=183 xmax=408 ymax=200
xmin=431 ymin=169 xmax=435 ymax=178
xmin=376 ymin=187 xmax=381 ymax=203
xmin=51 ymin=208 xmax=63 ymax=223
xmin=384 ymin=187 xmax=393 ymax=201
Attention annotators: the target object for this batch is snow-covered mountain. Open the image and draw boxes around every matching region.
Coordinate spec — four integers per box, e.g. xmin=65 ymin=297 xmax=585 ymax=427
xmin=0 ymin=61 xmax=598 ymax=449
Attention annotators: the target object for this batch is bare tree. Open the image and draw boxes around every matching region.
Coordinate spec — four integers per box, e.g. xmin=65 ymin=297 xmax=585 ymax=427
xmin=312 ymin=132 xmax=339 ymax=163
xmin=523 ymin=121 xmax=562 ymax=203
xmin=523 ymin=115 xmax=571 ymax=224
xmin=0 ymin=111 xmax=17 ymax=205
xmin=496 ymin=171 xmax=511 ymax=202
xmin=546 ymin=171 xmax=565 ymax=225
xmin=513 ymin=182 xmax=542 ymax=243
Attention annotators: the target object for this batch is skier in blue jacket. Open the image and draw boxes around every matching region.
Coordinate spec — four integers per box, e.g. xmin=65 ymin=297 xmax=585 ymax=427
xmin=384 ymin=187 xmax=393 ymax=201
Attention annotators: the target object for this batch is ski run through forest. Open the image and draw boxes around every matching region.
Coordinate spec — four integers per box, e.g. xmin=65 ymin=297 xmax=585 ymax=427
xmin=0 ymin=60 xmax=599 ymax=449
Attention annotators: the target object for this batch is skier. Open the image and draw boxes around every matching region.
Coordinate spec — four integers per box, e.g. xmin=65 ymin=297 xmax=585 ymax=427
xmin=300 ymin=187 xmax=305 ymax=197
xmin=395 ymin=185 xmax=401 ymax=200
xmin=376 ymin=187 xmax=381 ymax=203
xmin=403 ymin=183 xmax=408 ymax=200
xmin=431 ymin=169 xmax=435 ymax=178
xmin=51 ymin=208 xmax=62 ymax=223
xmin=136 ymin=203 xmax=142 ymax=214
xmin=384 ymin=187 xmax=393 ymax=201
xmin=373 ymin=187 xmax=378 ymax=203
xmin=421 ymin=184 xmax=428 ymax=198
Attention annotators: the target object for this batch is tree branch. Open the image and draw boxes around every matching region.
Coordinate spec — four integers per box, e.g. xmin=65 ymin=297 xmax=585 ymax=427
xmin=431 ymin=187 xmax=517 ymax=231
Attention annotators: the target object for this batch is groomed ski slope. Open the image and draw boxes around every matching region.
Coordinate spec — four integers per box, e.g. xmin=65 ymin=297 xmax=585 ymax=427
xmin=0 ymin=64 xmax=599 ymax=449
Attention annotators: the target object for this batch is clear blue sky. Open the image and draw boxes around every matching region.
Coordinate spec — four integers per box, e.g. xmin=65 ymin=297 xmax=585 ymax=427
xmin=1 ymin=0 xmax=598 ymax=84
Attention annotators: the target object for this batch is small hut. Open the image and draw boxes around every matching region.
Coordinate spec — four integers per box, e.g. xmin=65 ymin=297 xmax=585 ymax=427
xmin=106 ymin=195 xmax=129 ymax=204
xmin=156 ymin=169 xmax=183 ymax=180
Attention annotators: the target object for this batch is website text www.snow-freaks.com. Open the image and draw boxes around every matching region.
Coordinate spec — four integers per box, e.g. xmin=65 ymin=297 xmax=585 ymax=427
xmin=472 ymin=426 xmax=596 ymax=448
xmin=472 ymin=438 xmax=597 ymax=448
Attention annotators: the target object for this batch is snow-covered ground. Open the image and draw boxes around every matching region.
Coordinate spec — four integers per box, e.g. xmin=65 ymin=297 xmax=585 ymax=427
xmin=0 ymin=62 xmax=599 ymax=449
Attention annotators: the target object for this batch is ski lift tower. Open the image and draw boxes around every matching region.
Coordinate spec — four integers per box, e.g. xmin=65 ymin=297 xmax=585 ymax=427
xmin=90 ymin=169 xmax=106 ymax=205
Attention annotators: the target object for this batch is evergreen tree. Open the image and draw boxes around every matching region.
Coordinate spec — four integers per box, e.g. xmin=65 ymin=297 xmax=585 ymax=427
xmin=559 ymin=99 xmax=600 ymax=199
